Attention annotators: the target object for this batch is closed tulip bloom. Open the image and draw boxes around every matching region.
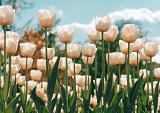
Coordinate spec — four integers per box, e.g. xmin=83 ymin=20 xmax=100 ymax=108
xmin=0 ymin=5 xmax=14 ymax=26
xmin=82 ymin=43 xmax=97 ymax=57
xmin=103 ymin=25 xmax=119 ymax=42
xmin=116 ymin=52 xmax=125 ymax=65
xmin=119 ymin=40 xmax=133 ymax=54
xmin=28 ymin=80 xmax=37 ymax=92
xmin=76 ymin=75 xmax=91 ymax=87
xmin=57 ymin=25 xmax=74 ymax=43
xmin=36 ymin=87 xmax=45 ymax=98
xmin=37 ymin=82 xmax=47 ymax=92
xmin=120 ymin=75 xmax=132 ymax=89
xmin=140 ymin=48 xmax=150 ymax=61
xmin=38 ymin=9 xmax=56 ymax=28
xmin=68 ymin=63 xmax=81 ymax=76
xmin=139 ymin=69 xmax=150 ymax=79
xmin=59 ymin=57 xmax=72 ymax=70
xmin=20 ymin=42 xmax=37 ymax=57
xmin=121 ymin=24 xmax=138 ymax=43
xmin=49 ymin=57 xmax=58 ymax=69
xmin=87 ymin=27 xmax=100 ymax=42
xmin=20 ymin=57 xmax=33 ymax=70
xmin=144 ymin=42 xmax=158 ymax=57
xmin=90 ymin=96 xmax=97 ymax=107
xmin=82 ymin=55 xmax=95 ymax=64
xmin=95 ymin=16 xmax=111 ymax=32
xmin=41 ymin=47 xmax=55 ymax=60
xmin=154 ymin=68 xmax=160 ymax=79
xmin=12 ymin=73 xmax=21 ymax=85
xmin=17 ymin=76 xmax=25 ymax=86
xmin=37 ymin=59 xmax=47 ymax=71
xmin=67 ymin=44 xmax=81 ymax=58
xmin=144 ymin=81 xmax=158 ymax=94
xmin=30 ymin=70 xmax=42 ymax=81
xmin=6 ymin=64 xmax=21 ymax=75
xmin=106 ymin=52 xmax=117 ymax=65
xmin=129 ymin=52 xmax=140 ymax=65
xmin=11 ymin=55 xmax=20 ymax=65
xmin=132 ymin=38 xmax=146 ymax=52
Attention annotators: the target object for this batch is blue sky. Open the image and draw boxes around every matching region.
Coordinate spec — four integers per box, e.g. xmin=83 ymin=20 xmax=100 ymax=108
xmin=14 ymin=0 xmax=160 ymax=42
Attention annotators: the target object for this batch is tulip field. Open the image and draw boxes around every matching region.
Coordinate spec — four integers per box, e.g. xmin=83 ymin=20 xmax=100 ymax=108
xmin=0 ymin=4 xmax=160 ymax=113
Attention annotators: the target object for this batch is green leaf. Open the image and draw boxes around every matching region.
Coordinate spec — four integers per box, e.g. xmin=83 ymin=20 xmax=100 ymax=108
xmin=60 ymin=84 xmax=67 ymax=113
xmin=69 ymin=92 xmax=77 ymax=113
xmin=97 ymin=79 xmax=102 ymax=105
xmin=82 ymin=90 xmax=90 ymax=113
xmin=30 ymin=87 xmax=45 ymax=112
xmin=3 ymin=73 xmax=10 ymax=102
xmin=0 ymin=99 xmax=3 ymax=112
xmin=153 ymin=81 xmax=159 ymax=113
xmin=5 ymin=95 xmax=20 ymax=113
xmin=47 ymin=56 xmax=60 ymax=101
xmin=55 ymin=98 xmax=63 ymax=113
xmin=122 ymin=96 xmax=132 ymax=113
xmin=129 ymin=76 xmax=143 ymax=106
xmin=50 ymin=93 xmax=58 ymax=112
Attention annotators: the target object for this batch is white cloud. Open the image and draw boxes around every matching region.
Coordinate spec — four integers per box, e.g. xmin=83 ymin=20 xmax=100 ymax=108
xmin=109 ymin=8 xmax=160 ymax=23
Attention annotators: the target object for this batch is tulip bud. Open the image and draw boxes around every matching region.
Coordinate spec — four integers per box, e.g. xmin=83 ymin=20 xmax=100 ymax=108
xmin=49 ymin=57 xmax=58 ymax=69
xmin=82 ymin=55 xmax=95 ymax=64
xmin=36 ymin=87 xmax=45 ymax=98
xmin=20 ymin=42 xmax=37 ymax=57
xmin=144 ymin=81 xmax=158 ymax=94
xmin=103 ymin=25 xmax=119 ymax=42
xmin=140 ymin=48 xmax=150 ymax=61
xmin=120 ymin=75 xmax=132 ymax=89
xmin=139 ymin=69 xmax=150 ymax=79
xmin=67 ymin=44 xmax=81 ymax=59
xmin=68 ymin=63 xmax=81 ymax=77
xmin=11 ymin=55 xmax=20 ymax=65
xmin=40 ymin=47 xmax=55 ymax=60
xmin=17 ymin=76 xmax=25 ymax=86
xmin=38 ymin=9 xmax=56 ymax=28
xmin=30 ymin=70 xmax=42 ymax=81
xmin=0 ymin=5 xmax=14 ymax=26
xmin=132 ymin=38 xmax=146 ymax=52
xmin=81 ymin=43 xmax=97 ymax=57
xmin=59 ymin=57 xmax=72 ymax=70
xmin=37 ymin=82 xmax=47 ymax=92
xmin=106 ymin=52 xmax=117 ymax=65
xmin=119 ymin=40 xmax=133 ymax=54
xmin=116 ymin=52 xmax=126 ymax=65
xmin=90 ymin=95 xmax=97 ymax=107
xmin=20 ymin=57 xmax=33 ymax=70
xmin=28 ymin=80 xmax=37 ymax=92
xmin=154 ymin=68 xmax=160 ymax=79
xmin=121 ymin=24 xmax=138 ymax=43
xmin=12 ymin=73 xmax=21 ymax=85
xmin=37 ymin=59 xmax=47 ymax=71
xmin=129 ymin=52 xmax=140 ymax=65
xmin=95 ymin=16 xmax=111 ymax=32
xmin=144 ymin=42 xmax=158 ymax=57
xmin=76 ymin=75 xmax=91 ymax=87
xmin=87 ymin=27 xmax=100 ymax=42
xmin=57 ymin=25 xmax=74 ymax=43
xmin=6 ymin=64 xmax=21 ymax=75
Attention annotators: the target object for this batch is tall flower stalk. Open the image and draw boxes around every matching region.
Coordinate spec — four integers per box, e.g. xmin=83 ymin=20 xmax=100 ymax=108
xmin=45 ymin=28 xmax=49 ymax=81
xmin=3 ymin=26 xmax=7 ymax=79
xmin=137 ymin=52 xmax=139 ymax=78
xmin=150 ymin=57 xmax=154 ymax=97
xmin=85 ymin=57 xmax=89 ymax=91
xmin=127 ymin=43 xmax=130 ymax=98
xmin=25 ymin=57 xmax=28 ymax=110
xmin=73 ymin=59 xmax=76 ymax=93
xmin=94 ymin=49 xmax=97 ymax=93
xmin=65 ymin=43 xmax=68 ymax=112
xmin=107 ymin=42 xmax=110 ymax=80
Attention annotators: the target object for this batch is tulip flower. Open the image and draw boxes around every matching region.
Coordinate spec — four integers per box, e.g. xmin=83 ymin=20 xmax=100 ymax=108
xmin=20 ymin=42 xmax=36 ymax=57
xmin=12 ymin=73 xmax=21 ymax=85
xmin=17 ymin=76 xmax=25 ymax=86
xmin=38 ymin=9 xmax=56 ymax=28
xmin=82 ymin=55 xmax=95 ymax=64
xmin=68 ymin=63 xmax=81 ymax=77
xmin=95 ymin=16 xmax=111 ymax=32
xmin=132 ymin=38 xmax=146 ymax=52
xmin=154 ymin=68 xmax=160 ymax=79
xmin=37 ymin=59 xmax=47 ymax=71
xmin=57 ymin=25 xmax=74 ymax=43
xmin=11 ymin=55 xmax=20 ymax=65
xmin=6 ymin=64 xmax=21 ymax=75
xmin=90 ymin=96 xmax=97 ymax=107
xmin=140 ymin=48 xmax=150 ymax=61
xmin=139 ymin=69 xmax=150 ymax=79
xmin=36 ymin=87 xmax=45 ymax=99
xmin=40 ymin=47 xmax=55 ymax=60
xmin=121 ymin=24 xmax=138 ymax=43
xmin=87 ymin=27 xmax=100 ymax=42
xmin=76 ymin=75 xmax=91 ymax=87
xmin=81 ymin=43 xmax=97 ymax=57
xmin=67 ymin=43 xmax=81 ymax=59
xmin=37 ymin=82 xmax=47 ymax=92
xmin=28 ymin=80 xmax=37 ymax=92
xmin=103 ymin=25 xmax=119 ymax=42
xmin=59 ymin=57 xmax=72 ymax=70
xmin=144 ymin=42 xmax=158 ymax=58
xmin=30 ymin=70 xmax=42 ymax=81
xmin=119 ymin=40 xmax=133 ymax=54
xmin=0 ymin=5 xmax=14 ymax=26
xmin=49 ymin=57 xmax=58 ymax=69
xmin=20 ymin=57 xmax=33 ymax=70
xmin=144 ymin=81 xmax=158 ymax=95
xmin=129 ymin=52 xmax=140 ymax=65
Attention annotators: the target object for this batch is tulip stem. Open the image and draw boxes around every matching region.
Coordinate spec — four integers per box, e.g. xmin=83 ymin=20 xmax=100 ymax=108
xmin=65 ymin=43 xmax=68 ymax=112
xmin=25 ymin=57 xmax=28 ymax=109
xmin=94 ymin=48 xmax=97 ymax=93
xmin=118 ymin=65 xmax=121 ymax=84
xmin=101 ymin=32 xmax=105 ymax=95
xmin=137 ymin=52 xmax=139 ymax=78
xmin=150 ymin=57 xmax=154 ymax=97
xmin=73 ymin=59 xmax=76 ymax=93
xmin=146 ymin=61 xmax=149 ymax=103
xmin=9 ymin=55 xmax=11 ymax=94
xmin=45 ymin=28 xmax=49 ymax=84
xmin=127 ymin=43 xmax=130 ymax=98
xmin=3 ymin=26 xmax=7 ymax=80
xmin=132 ymin=66 xmax=135 ymax=85
xmin=107 ymin=42 xmax=110 ymax=78
xmin=85 ymin=57 xmax=89 ymax=91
